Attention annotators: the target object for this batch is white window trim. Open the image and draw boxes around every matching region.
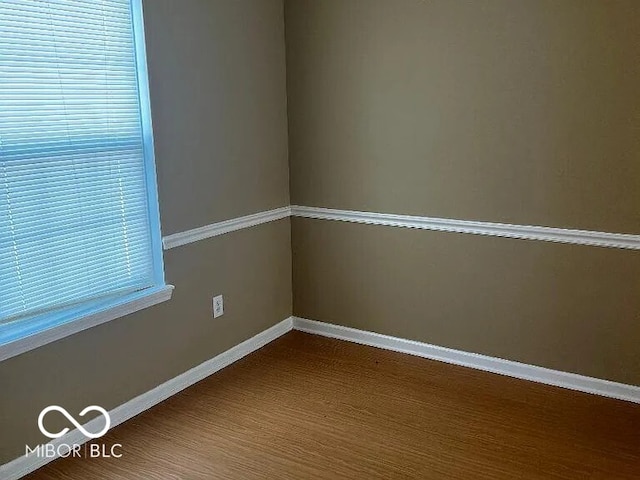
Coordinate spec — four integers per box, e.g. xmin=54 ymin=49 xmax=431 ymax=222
xmin=0 ymin=285 xmax=174 ymax=362
xmin=0 ymin=0 xmax=172 ymax=362
xmin=132 ymin=0 xmax=167 ymax=287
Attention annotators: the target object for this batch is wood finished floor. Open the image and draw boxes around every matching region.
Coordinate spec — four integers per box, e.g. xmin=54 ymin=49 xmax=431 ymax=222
xmin=26 ymin=331 xmax=640 ymax=479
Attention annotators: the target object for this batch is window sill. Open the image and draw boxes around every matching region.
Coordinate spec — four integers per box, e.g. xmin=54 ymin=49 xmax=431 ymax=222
xmin=0 ymin=285 xmax=174 ymax=362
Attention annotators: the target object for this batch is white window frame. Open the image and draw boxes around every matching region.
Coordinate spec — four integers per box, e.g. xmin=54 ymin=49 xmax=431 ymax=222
xmin=0 ymin=0 xmax=173 ymax=362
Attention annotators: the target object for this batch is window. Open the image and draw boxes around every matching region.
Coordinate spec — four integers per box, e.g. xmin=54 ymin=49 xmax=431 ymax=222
xmin=0 ymin=0 xmax=171 ymax=360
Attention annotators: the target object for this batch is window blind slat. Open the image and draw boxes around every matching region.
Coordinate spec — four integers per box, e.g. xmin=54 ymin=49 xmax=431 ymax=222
xmin=0 ymin=0 xmax=159 ymax=324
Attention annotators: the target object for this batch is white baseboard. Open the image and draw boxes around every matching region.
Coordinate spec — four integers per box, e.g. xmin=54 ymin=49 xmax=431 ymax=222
xmin=5 ymin=315 xmax=638 ymax=479
xmin=292 ymin=317 xmax=640 ymax=404
xmin=0 ymin=317 xmax=294 ymax=480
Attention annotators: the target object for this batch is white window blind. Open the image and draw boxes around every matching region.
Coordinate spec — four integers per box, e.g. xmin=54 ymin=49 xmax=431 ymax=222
xmin=0 ymin=0 xmax=163 ymax=326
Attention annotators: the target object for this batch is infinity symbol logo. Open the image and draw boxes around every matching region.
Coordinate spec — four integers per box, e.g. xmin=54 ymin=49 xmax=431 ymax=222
xmin=38 ymin=405 xmax=111 ymax=439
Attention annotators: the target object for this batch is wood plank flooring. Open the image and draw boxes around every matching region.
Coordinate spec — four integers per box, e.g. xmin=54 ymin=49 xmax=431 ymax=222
xmin=26 ymin=331 xmax=640 ymax=479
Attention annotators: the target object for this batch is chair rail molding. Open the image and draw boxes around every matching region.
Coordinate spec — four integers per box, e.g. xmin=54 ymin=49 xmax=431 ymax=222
xmin=161 ymin=205 xmax=640 ymax=250
xmin=290 ymin=205 xmax=640 ymax=250
xmin=162 ymin=206 xmax=292 ymax=249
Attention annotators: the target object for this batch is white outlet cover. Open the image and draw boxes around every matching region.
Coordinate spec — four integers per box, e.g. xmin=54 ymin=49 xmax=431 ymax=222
xmin=213 ymin=295 xmax=224 ymax=318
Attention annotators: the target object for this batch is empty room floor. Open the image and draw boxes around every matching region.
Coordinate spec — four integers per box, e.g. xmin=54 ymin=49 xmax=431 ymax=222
xmin=26 ymin=331 xmax=640 ymax=479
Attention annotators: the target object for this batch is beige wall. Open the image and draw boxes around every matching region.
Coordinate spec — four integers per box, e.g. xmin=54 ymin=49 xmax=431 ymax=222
xmin=292 ymin=217 xmax=640 ymax=385
xmin=148 ymin=0 xmax=290 ymax=234
xmin=286 ymin=0 xmax=640 ymax=384
xmin=2 ymin=0 xmax=639 ymax=465
xmin=0 ymin=0 xmax=291 ymax=464
xmin=286 ymin=0 xmax=640 ymax=233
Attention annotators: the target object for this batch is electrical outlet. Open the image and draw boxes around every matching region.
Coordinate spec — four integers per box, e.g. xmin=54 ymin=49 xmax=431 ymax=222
xmin=212 ymin=295 xmax=224 ymax=318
